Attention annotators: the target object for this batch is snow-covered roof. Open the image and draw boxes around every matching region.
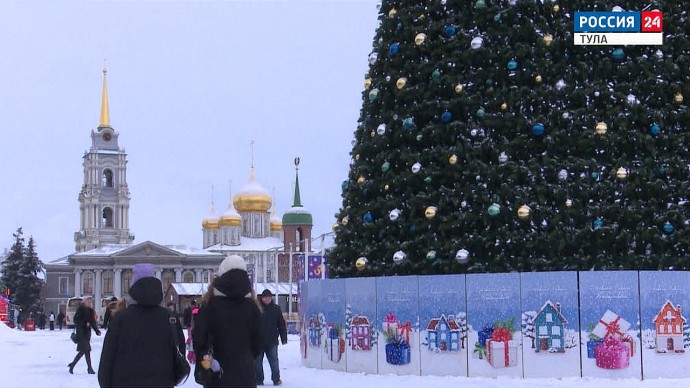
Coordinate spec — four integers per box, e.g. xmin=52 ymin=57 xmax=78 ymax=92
xmin=73 ymin=243 xmax=218 ymax=256
xmin=169 ymin=283 xmax=209 ymax=296
xmin=236 ymin=181 xmax=270 ymax=197
xmin=532 ymin=300 xmax=568 ymax=325
xmin=284 ymin=206 xmax=311 ymax=215
xmin=253 ymin=282 xmax=299 ymax=296
xmin=48 ymin=255 xmax=71 ymax=265
xmin=652 ymin=300 xmax=687 ymax=323
xmin=206 ymin=237 xmax=285 ymax=252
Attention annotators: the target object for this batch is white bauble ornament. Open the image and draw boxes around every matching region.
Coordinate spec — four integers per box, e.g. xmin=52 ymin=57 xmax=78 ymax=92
xmin=389 ymin=208 xmax=401 ymax=221
xmin=627 ymin=94 xmax=638 ymax=105
xmin=411 ymin=162 xmax=422 ymax=173
xmin=368 ymin=52 xmax=378 ymax=64
xmin=498 ymin=152 xmax=509 ymax=164
xmin=471 ymin=37 xmax=483 ymax=49
xmin=612 ymin=6 xmax=624 ymax=12
xmin=456 ymin=249 xmax=470 ymax=264
xmin=393 ymin=250 xmax=406 ymax=264
xmin=556 ymin=79 xmax=566 ymax=90
xmin=377 ymin=124 xmax=387 ymax=135
xmin=558 ymin=169 xmax=568 ymax=180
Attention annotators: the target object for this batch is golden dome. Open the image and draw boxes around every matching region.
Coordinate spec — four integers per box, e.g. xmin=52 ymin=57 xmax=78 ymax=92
xmin=219 ymin=213 xmax=241 ymax=227
xmin=202 ymin=218 xmax=219 ymax=229
xmin=270 ymin=209 xmax=282 ymax=231
xmin=233 ymin=167 xmax=272 ymax=213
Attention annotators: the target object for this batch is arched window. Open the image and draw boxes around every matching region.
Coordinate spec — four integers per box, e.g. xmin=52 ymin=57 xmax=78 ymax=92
xmin=296 ymin=228 xmax=303 ymax=252
xmin=102 ymin=271 xmax=113 ymax=294
xmin=82 ymin=271 xmax=94 ymax=295
xmin=103 ymin=207 xmax=113 ymax=227
xmin=103 ymin=169 xmax=114 ymax=188
xmin=162 ymin=270 xmax=175 ymax=291
xmin=183 ymin=271 xmax=194 ymax=283
xmin=202 ymin=270 xmax=212 ymax=284
xmin=122 ymin=270 xmax=132 ymax=295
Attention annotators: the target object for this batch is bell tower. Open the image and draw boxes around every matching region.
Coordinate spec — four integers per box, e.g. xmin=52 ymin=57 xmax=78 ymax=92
xmin=74 ymin=68 xmax=134 ymax=252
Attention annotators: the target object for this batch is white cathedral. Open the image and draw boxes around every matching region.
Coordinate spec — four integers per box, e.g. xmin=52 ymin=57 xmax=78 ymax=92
xmin=43 ymin=69 xmax=313 ymax=319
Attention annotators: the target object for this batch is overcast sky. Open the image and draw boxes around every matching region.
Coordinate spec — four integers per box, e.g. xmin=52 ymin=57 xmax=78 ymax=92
xmin=0 ymin=0 xmax=379 ymax=259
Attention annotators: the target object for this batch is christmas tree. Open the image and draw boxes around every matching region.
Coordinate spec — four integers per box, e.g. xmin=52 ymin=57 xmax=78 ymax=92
xmin=329 ymin=0 xmax=689 ymax=277
xmin=0 ymin=229 xmax=44 ymax=312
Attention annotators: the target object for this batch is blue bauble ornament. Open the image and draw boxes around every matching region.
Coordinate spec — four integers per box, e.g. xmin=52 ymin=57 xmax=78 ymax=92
xmin=441 ymin=111 xmax=452 ymax=123
xmin=381 ymin=161 xmax=390 ymax=172
xmin=432 ymin=69 xmax=441 ymax=80
xmin=593 ymin=219 xmax=604 ymax=230
xmin=424 ymin=176 xmax=432 ymax=184
xmin=488 ymin=203 xmax=501 ymax=217
xmin=507 ymin=60 xmax=518 ymax=70
xmin=612 ymin=48 xmax=624 ymax=61
xmin=494 ymin=14 xmax=501 ymax=21
xmin=532 ymin=123 xmax=545 ymax=136
xmin=390 ymin=43 xmax=399 ymax=55
xmin=649 ymin=123 xmax=661 ymax=136
xmin=403 ymin=117 xmax=414 ymax=129
xmin=591 ymin=172 xmax=599 ymax=179
xmin=363 ymin=211 xmax=373 ymax=224
xmin=409 ymin=225 xmax=417 ymax=233
xmin=663 ymin=221 xmax=675 ymax=235
xmin=341 ymin=180 xmax=349 ymax=191
xmin=444 ymin=25 xmax=456 ymax=37
xmin=476 ymin=108 xmax=485 ymax=118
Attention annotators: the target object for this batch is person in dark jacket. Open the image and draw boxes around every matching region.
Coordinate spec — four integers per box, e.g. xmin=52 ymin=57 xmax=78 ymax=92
xmin=68 ymin=297 xmax=101 ymax=374
xmin=255 ymin=289 xmax=288 ymax=386
xmin=183 ymin=299 xmax=196 ymax=329
xmin=98 ymin=263 xmax=185 ymax=388
xmin=193 ymin=255 xmax=262 ymax=388
xmin=167 ymin=301 xmax=186 ymax=355
xmin=101 ymin=296 xmax=118 ymax=329
xmin=57 ymin=311 xmax=65 ymax=330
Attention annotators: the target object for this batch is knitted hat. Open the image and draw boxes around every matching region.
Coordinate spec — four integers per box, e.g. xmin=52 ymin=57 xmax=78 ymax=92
xmin=218 ymin=255 xmax=247 ymax=276
xmin=131 ymin=263 xmax=155 ymax=286
xmin=260 ymin=289 xmax=274 ymax=297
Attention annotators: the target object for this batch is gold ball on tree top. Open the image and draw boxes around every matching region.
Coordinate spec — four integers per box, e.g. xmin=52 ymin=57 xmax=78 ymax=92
xmin=500 ymin=102 xmax=507 ymax=111
xmin=454 ymin=84 xmax=463 ymax=93
xmin=535 ymin=75 xmax=542 ymax=83
xmin=396 ymin=77 xmax=407 ymax=89
xmin=543 ymin=34 xmax=554 ymax=46
xmin=552 ymin=4 xmax=560 ymax=13
xmin=357 ymin=176 xmax=365 ymax=184
xmin=364 ymin=78 xmax=372 ymax=90
xmin=449 ymin=154 xmax=458 ymax=165
xmin=414 ymin=33 xmax=426 ymax=45
xmin=616 ymin=167 xmax=628 ymax=180
xmin=388 ymin=8 xmax=397 ymax=18
xmin=565 ymin=198 xmax=573 ymax=207
xmin=674 ymin=92 xmax=683 ymax=104
xmin=355 ymin=257 xmax=368 ymax=271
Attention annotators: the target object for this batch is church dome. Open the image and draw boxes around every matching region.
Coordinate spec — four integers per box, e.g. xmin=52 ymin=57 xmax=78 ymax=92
xmin=282 ymin=206 xmax=313 ymax=226
xmin=202 ymin=217 xmax=219 ymax=230
xmin=219 ymin=206 xmax=241 ymax=227
xmin=270 ymin=210 xmax=283 ymax=231
xmin=233 ymin=174 xmax=272 ymax=213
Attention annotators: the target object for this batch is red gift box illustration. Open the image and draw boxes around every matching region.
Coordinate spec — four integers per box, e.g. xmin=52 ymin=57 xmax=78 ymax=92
xmin=487 ymin=327 xmax=517 ymax=368
xmin=594 ymin=335 xmax=630 ymax=369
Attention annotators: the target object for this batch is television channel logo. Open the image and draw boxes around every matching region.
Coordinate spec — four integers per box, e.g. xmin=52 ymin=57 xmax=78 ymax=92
xmin=574 ymin=10 xmax=663 ymax=46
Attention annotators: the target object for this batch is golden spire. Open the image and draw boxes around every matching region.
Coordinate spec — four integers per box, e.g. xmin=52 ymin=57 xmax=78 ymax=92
xmin=210 ymin=185 xmax=216 ymax=214
xmin=99 ymin=66 xmax=110 ymax=127
xmin=249 ymin=139 xmax=255 ymax=182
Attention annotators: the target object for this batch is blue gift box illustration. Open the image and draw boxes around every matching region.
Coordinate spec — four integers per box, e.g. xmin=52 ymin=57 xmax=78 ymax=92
xmin=587 ymin=338 xmax=603 ymax=359
xmin=385 ymin=335 xmax=411 ymax=365
xmin=478 ymin=324 xmax=495 ymax=347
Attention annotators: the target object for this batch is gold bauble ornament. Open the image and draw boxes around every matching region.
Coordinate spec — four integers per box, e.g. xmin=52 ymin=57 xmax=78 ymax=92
xmin=342 ymin=215 xmax=349 ymax=225
xmin=535 ymin=75 xmax=543 ymax=83
xmin=500 ymin=102 xmax=507 ymax=111
xmin=415 ymin=33 xmax=427 ymax=45
xmin=332 ymin=223 xmax=339 ymax=230
xmin=364 ymin=78 xmax=372 ymax=90
xmin=355 ymin=257 xmax=368 ymax=271
xmin=396 ymin=77 xmax=408 ymax=90
xmin=357 ymin=176 xmax=365 ymax=184
xmin=552 ymin=4 xmax=560 ymax=13
xmin=388 ymin=8 xmax=397 ymax=18
xmin=517 ymin=205 xmax=531 ymax=220
xmin=449 ymin=154 xmax=458 ymax=165
xmin=565 ymin=198 xmax=573 ymax=207
xmin=454 ymin=84 xmax=463 ymax=93
xmin=424 ymin=206 xmax=438 ymax=219
xmin=674 ymin=92 xmax=684 ymax=104
xmin=384 ymin=184 xmax=389 ymax=190
xmin=370 ymin=131 xmax=375 ymax=137
xmin=595 ymin=122 xmax=608 ymax=135
xmin=616 ymin=167 xmax=628 ymax=180
xmin=543 ymin=34 xmax=554 ymax=46
xmin=355 ymin=154 xmax=360 ymax=160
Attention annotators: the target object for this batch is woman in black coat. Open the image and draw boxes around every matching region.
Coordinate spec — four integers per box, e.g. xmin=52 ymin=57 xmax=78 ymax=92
xmin=98 ymin=263 xmax=185 ymax=388
xmin=193 ymin=255 xmax=262 ymax=387
xmin=68 ymin=298 xmax=101 ymax=374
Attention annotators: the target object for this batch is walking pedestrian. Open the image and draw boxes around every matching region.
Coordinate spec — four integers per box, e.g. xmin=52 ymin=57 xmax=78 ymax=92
xmin=49 ymin=311 xmax=55 ymax=331
xmin=57 ymin=311 xmax=65 ymax=330
xmin=68 ymin=297 xmax=101 ymax=374
xmin=255 ymin=289 xmax=288 ymax=386
xmin=98 ymin=263 xmax=185 ymax=387
xmin=102 ymin=296 xmax=118 ymax=329
xmin=193 ymin=255 xmax=262 ymax=387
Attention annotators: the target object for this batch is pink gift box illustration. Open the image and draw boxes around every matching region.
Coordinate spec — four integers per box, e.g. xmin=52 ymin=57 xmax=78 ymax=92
xmin=595 ymin=335 xmax=630 ymax=369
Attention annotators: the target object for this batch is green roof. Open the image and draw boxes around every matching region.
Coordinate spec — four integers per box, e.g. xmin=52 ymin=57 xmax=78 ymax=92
xmin=282 ymin=209 xmax=313 ymax=225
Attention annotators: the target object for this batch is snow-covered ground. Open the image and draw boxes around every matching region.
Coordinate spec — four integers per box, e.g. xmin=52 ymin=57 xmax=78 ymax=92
xmin=0 ymin=323 xmax=687 ymax=388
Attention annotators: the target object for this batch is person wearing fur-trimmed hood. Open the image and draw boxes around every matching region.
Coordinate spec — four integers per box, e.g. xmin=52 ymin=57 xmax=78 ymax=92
xmin=193 ymin=255 xmax=262 ymax=387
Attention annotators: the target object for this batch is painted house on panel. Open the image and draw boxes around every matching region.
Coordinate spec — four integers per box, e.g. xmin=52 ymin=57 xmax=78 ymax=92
xmin=350 ymin=315 xmax=371 ymax=350
xmin=653 ymin=300 xmax=686 ymax=354
xmin=531 ymin=300 xmax=568 ymax=353
xmin=426 ymin=314 xmax=461 ymax=352
xmin=308 ymin=315 xmax=322 ymax=347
